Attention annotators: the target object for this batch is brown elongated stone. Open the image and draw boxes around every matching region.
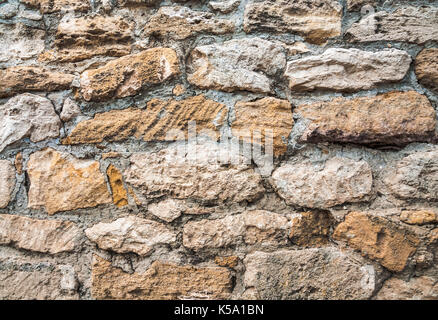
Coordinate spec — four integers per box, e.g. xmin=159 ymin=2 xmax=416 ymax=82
xmin=415 ymin=48 xmax=438 ymax=93
xmin=20 ymin=0 xmax=90 ymax=13
xmin=400 ymin=210 xmax=438 ymax=225
xmin=107 ymin=165 xmax=128 ymax=208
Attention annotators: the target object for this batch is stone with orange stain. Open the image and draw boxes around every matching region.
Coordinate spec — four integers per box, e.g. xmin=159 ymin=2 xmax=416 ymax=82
xmin=14 ymin=153 xmax=23 ymax=175
xmin=106 ymin=164 xmax=128 ymax=208
xmin=400 ymin=210 xmax=438 ymax=225
xmin=215 ymin=256 xmax=239 ymax=268
xmin=289 ymin=211 xmax=334 ymax=246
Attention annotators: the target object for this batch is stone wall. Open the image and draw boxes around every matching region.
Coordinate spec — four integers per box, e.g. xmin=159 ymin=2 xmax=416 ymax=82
xmin=1 ymin=0 xmax=438 ymax=300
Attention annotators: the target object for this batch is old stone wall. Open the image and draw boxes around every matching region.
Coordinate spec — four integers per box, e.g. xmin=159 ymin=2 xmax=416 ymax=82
xmin=1 ymin=0 xmax=438 ymax=300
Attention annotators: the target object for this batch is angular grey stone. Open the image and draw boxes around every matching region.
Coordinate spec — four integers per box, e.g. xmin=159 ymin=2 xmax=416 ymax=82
xmin=209 ymin=0 xmax=240 ymax=13
xmin=60 ymin=98 xmax=81 ymax=122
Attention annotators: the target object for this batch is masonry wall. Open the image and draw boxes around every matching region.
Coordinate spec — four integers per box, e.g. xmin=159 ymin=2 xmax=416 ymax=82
xmin=0 ymin=0 xmax=438 ymax=300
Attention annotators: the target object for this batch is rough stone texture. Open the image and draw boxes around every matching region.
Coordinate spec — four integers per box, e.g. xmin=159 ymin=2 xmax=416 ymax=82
xmin=295 ymin=91 xmax=436 ymax=146
xmin=0 ymin=160 xmax=15 ymax=208
xmin=183 ymin=210 xmax=290 ymax=250
xmin=144 ymin=6 xmax=234 ymax=40
xmin=91 ymin=255 xmax=233 ymax=299
xmin=60 ymin=98 xmax=81 ymax=122
xmin=147 ymin=198 xmax=214 ymax=222
xmin=289 ymin=211 xmax=334 ymax=246
xmin=215 ymin=256 xmax=239 ymax=268
xmin=209 ymin=0 xmax=240 ymax=13
xmin=243 ymin=0 xmax=343 ymax=44
xmin=20 ymin=0 xmax=90 ymax=13
xmin=106 ymin=165 xmax=128 ymax=208
xmin=346 ymin=6 xmax=438 ymax=44
xmin=80 ymin=48 xmax=180 ymax=102
xmin=400 ymin=210 xmax=438 ymax=225
xmin=333 ymin=212 xmax=420 ymax=272
xmin=244 ymin=248 xmax=380 ymax=299
xmin=0 ymin=66 xmax=74 ymax=98
xmin=285 ymin=48 xmax=411 ymax=92
xmin=124 ymin=141 xmax=265 ymax=204
xmin=376 ymin=277 xmax=438 ymax=300
xmin=415 ymin=48 xmax=438 ymax=94
xmin=0 ymin=214 xmax=80 ymax=254
xmin=0 ymin=93 xmax=62 ymax=152
xmin=27 ymin=148 xmax=112 ymax=215
xmin=271 ymin=157 xmax=373 ymax=209
xmin=63 ymin=95 xmax=226 ymax=144
xmin=85 ymin=216 xmax=177 ymax=256
xmin=232 ymin=97 xmax=293 ymax=156
xmin=187 ymin=38 xmax=286 ymax=93
xmin=347 ymin=0 xmax=376 ymax=11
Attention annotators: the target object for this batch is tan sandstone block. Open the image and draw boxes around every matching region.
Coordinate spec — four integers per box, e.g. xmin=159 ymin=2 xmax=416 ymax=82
xmin=415 ymin=48 xmax=438 ymax=94
xmin=20 ymin=0 xmax=90 ymax=13
xmin=107 ymin=165 xmax=128 ymax=208
xmin=400 ymin=210 xmax=438 ymax=225
xmin=0 ymin=160 xmax=15 ymax=208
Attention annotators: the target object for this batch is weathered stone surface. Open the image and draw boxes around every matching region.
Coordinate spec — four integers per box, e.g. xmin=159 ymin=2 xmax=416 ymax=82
xmin=209 ymin=0 xmax=240 ymax=13
xmin=384 ymin=149 xmax=438 ymax=201
xmin=333 ymin=212 xmax=420 ymax=272
xmin=295 ymin=91 xmax=436 ymax=146
xmin=14 ymin=152 xmax=23 ymax=175
xmin=91 ymin=255 xmax=233 ymax=299
xmin=271 ymin=157 xmax=372 ymax=209
xmin=400 ymin=210 xmax=438 ymax=226
xmin=148 ymin=199 xmax=213 ymax=222
xmin=27 ymin=148 xmax=112 ymax=215
xmin=346 ymin=6 xmax=438 ymax=44
xmin=347 ymin=0 xmax=375 ymax=11
xmin=119 ymin=0 xmax=161 ymax=6
xmin=215 ymin=256 xmax=239 ymax=268
xmin=106 ymin=165 xmax=128 ymax=208
xmin=285 ymin=48 xmax=411 ymax=92
xmin=183 ymin=210 xmax=289 ymax=250
xmin=0 ymin=66 xmax=74 ymax=98
xmin=124 ymin=141 xmax=265 ymax=203
xmin=60 ymin=98 xmax=81 ymax=122
xmin=415 ymin=48 xmax=438 ymax=93
xmin=232 ymin=97 xmax=293 ymax=156
xmin=187 ymin=38 xmax=286 ymax=93
xmin=289 ymin=211 xmax=334 ymax=246
xmin=144 ymin=6 xmax=234 ymax=40
xmin=80 ymin=48 xmax=180 ymax=102
xmin=63 ymin=95 xmax=226 ymax=144
xmin=243 ymin=0 xmax=342 ymax=44
xmin=85 ymin=216 xmax=176 ymax=256
xmin=0 ymin=160 xmax=15 ymax=208
xmin=244 ymin=248 xmax=380 ymax=299
xmin=20 ymin=0 xmax=90 ymax=13
xmin=376 ymin=277 xmax=438 ymax=300
xmin=0 ymin=214 xmax=80 ymax=254
xmin=0 ymin=93 xmax=62 ymax=152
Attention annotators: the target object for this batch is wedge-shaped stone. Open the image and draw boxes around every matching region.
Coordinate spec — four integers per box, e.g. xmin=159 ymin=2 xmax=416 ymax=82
xmin=187 ymin=38 xmax=286 ymax=93
xmin=244 ymin=248 xmax=381 ymax=299
xmin=80 ymin=48 xmax=179 ymax=102
xmin=295 ymin=91 xmax=436 ymax=146
xmin=0 ymin=160 xmax=15 ymax=208
xmin=271 ymin=157 xmax=372 ymax=209
xmin=144 ymin=6 xmax=234 ymax=40
xmin=20 ymin=0 xmax=90 ymax=13
xmin=85 ymin=216 xmax=177 ymax=256
xmin=415 ymin=48 xmax=438 ymax=94
xmin=243 ymin=0 xmax=342 ymax=44
xmin=232 ymin=97 xmax=293 ymax=156
xmin=333 ymin=212 xmax=420 ymax=272
xmin=0 ymin=93 xmax=62 ymax=152
xmin=27 ymin=148 xmax=112 ymax=214
xmin=285 ymin=48 xmax=411 ymax=92
xmin=63 ymin=95 xmax=226 ymax=144
xmin=106 ymin=165 xmax=128 ymax=208
xmin=183 ymin=210 xmax=290 ymax=250
xmin=346 ymin=6 xmax=438 ymax=44
xmin=91 ymin=255 xmax=233 ymax=299
xmin=0 ymin=214 xmax=80 ymax=254
xmin=0 ymin=66 xmax=73 ymax=98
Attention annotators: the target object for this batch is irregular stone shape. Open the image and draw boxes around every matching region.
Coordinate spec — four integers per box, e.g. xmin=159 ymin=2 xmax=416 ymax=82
xmin=60 ymin=98 xmax=81 ymax=122
xmin=0 ymin=214 xmax=80 ymax=254
xmin=183 ymin=210 xmax=289 ymax=250
xmin=0 ymin=66 xmax=74 ymax=98
xmin=20 ymin=0 xmax=90 ymax=13
xmin=63 ymin=95 xmax=226 ymax=144
xmin=85 ymin=216 xmax=176 ymax=256
xmin=124 ymin=141 xmax=265 ymax=204
xmin=0 ymin=23 xmax=45 ymax=65
xmin=232 ymin=97 xmax=293 ymax=156
xmin=346 ymin=6 xmax=438 ymax=44
xmin=295 ymin=91 xmax=436 ymax=146
xmin=415 ymin=48 xmax=438 ymax=93
xmin=0 ymin=160 xmax=15 ymax=208
xmin=0 ymin=93 xmax=62 ymax=152
xmin=215 ymin=256 xmax=239 ymax=268
xmin=400 ymin=210 xmax=438 ymax=225
xmin=384 ymin=149 xmax=438 ymax=201
xmin=144 ymin=6 xmax=234 ymax=40
xmin=243 ymin=0 xmax=342 ymax=44
xmin=209 ymin=0 xmax=240 ymax=13
xmin=0 ymin=2 xmax=18 ymax=18
xmin=285 ymin=48 xmax=411 ymax=92
xmin=119 ymin=0 xmax=161 ymax=6
xmin=27 ymin=148 xmax=112 ymax=215
xmin=347 ymin=0 xmax=375 ymax=11
xmin=80 ymin=48 xmax=179 ymax=101
xmin=14 ymin=152 xmax=23 ymax=175
xmin=148 ymin=199 xmax=212 ymax=222
xmin=40 ymin=15 xmax=133 ymax=63
xmin=271 ymin=157 xmax=372 ymax=209
xmin=244 ymin=248 xmax=380 ymax=299
xmin=91 ymin=255 xmax=233 ymax=299
xmin=333 ymin=212 xmax=420 ymax=272
xmin=376 ymin=277 xmax=438 ymax=300
xmin=289 ymin=211 xmax=334 ymax=246
xmin=187 ymin=37 xmax=286 ymax=93
xmin=107 ymin=165 xmax=128 ymax=208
